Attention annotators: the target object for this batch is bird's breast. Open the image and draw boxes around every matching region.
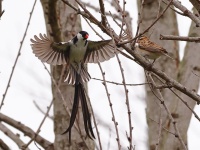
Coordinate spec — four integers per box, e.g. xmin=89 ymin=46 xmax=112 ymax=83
xmin=136 ymin=47 xmax=162 ymax=60
xmin=69 ymin=43 xmax=87 ymax=63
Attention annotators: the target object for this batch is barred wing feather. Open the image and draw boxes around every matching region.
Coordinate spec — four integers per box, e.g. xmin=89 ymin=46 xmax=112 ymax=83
xmin=84 ymin=40 xmax=117 ymax=63
xmin=30 ymin=33 xmax=70 ymax=65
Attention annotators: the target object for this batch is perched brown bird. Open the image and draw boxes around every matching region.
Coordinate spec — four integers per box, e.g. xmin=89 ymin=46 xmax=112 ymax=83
xmin=136 ymin=36 xmax=173 ymax=62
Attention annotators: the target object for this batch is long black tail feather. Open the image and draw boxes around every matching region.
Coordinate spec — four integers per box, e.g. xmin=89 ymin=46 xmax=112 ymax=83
xmin=62 ymin=73 xmax=95 ymax=142
xmin=61 ymin=73 xmax=80 ymax=142
xmin=79 ymin=83 xmax=95 ymax=139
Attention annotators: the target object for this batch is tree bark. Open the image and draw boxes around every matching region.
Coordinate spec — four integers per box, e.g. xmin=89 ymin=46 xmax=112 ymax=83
xmin=173 ymin=8 xmax=200 ymax=149
xmin=137 ymin=1 xmax=183 ymax=149
xmin=40 ymin=0 xmax=94 ymax=149
xmin=138 ymin=1 xmax=200 ymax=149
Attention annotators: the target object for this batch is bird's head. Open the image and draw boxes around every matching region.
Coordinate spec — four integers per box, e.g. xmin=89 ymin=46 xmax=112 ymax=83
xmin=78 ymin=31 xmax=89 ymax=40
xmin=137 ymin=36 xmax=148 ymax=43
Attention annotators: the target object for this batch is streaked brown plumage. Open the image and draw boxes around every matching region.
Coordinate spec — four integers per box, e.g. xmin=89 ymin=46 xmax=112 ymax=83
xmin=136 ymin=36 xmax=173 ymax=60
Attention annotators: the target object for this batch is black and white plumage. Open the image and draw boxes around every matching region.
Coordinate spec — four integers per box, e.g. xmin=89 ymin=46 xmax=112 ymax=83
xmin=31 ymin=31 xmax=116 ymax=84
xmin=30 ymin=31 xmax=116 ymax=142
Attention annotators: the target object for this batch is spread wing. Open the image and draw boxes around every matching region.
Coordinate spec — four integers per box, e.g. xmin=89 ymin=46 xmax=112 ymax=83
xmin=30 ymin=33 xmax=70 ymax=65
xmin=84 ymin=40 xmax=116 ymax=63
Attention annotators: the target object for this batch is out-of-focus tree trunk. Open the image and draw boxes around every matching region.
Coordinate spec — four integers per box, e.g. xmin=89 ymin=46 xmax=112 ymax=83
xmin=137 ymin=0 xmax=180 ymax=149
xmin=138 ymin=1 xmax=200 ymax=149
xmin=40 ymin=0 xmax=95 ymax=149
xmin=174 ymin=8 xmax=200 ymax=149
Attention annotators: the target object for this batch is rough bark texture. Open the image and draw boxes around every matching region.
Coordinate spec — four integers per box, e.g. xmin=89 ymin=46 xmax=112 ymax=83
xmin=189 ymin=0 xmax=200 ymax=14
xmin=137 ymin=0 xmax=180 ymax=149
xmin=138 ymin=1 xmax=200 ymax=149
xmin=175 ymin=8 xmax=200 ymax=148
xmin=40 ymin=0 xmax=94 ymax=149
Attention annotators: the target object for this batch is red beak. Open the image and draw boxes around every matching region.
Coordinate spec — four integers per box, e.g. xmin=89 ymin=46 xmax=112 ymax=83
xmin=84 ymin=34 xmax=89 ymax=39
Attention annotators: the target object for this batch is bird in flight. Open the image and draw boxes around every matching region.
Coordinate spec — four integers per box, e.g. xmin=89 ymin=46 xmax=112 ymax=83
xmin=30 ymin=31 xmax=117 ymax=142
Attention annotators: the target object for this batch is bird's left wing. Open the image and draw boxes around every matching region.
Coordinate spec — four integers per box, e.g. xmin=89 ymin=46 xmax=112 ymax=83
xmin=84 ymin=40 xmax=116 ymax=63
xmin=30 ymin=33 xmax=70 ymax=65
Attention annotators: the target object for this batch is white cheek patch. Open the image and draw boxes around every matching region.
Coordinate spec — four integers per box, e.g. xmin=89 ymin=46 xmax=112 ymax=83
xmin=60 ymin=42 xmax=67 ymax=44
xmin=77 ymin=33 xmax=83 ymax=40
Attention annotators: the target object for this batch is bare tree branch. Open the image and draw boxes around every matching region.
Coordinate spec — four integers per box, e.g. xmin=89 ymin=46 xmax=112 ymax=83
xmin=98 ymin=0 xmax=107 ymax=26
xmin=0 ymin=139 xmax=10 ymax=150
xmin=148 ymin=117 xmax=176 ymax=136
xmin=82 ymin=1 xmax=122 ymax=21
xmin=0 ymin=113 xmax=53 ymax=150
xmin=168 ymin=0 xmax=200 ymax=27
xmin=147 ymin=73 xmax=187 ymax=150
xmin=0 ymin=0 xmax=4 ymax=19
xmin=33 ymin=100 xmax=54 ymax=120
xmin=189 ymin=0 xmax=200 ymax=14
xmin=23 ymin=97 xmax=53 ymax=149
xmin=160 ymin=34 xmax=200 ymax=42
xmin=0 ymin=122 xmax=30 ymax=150
xmin=98 ymin=62 xmax=121 ymax=149
xmin=61 ymin=0 xmax=200 ymax=111
xmin=118 ymin=0 xmax=173 ymax=45
xmin=92 ymin=78 xmax=149 ymax=86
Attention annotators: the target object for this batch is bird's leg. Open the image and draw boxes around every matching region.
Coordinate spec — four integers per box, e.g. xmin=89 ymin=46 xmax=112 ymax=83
xmin=151 ymin=59 xmax=156 ymax=66
xmin=144 ymin=57 xmax=156 ymax=71
xmin=147 ymin=59 xmax=156 ymax=70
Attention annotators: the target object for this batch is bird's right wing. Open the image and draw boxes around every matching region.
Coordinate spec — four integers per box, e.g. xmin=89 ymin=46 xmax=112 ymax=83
xmin=84 ymin=40 xmax=117 ymax=63
xmin=30 ymin=33 xmax=70 ymax=65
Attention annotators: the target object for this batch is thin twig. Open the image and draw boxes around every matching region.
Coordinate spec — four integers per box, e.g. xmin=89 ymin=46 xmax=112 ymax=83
xmin=0 ymin=0 xmax=37 ymax=110
xmin=108 ymin=11 xmax=126 ymax=33
xmin=22 ymin=94 xmax=53 ymax=149
xmin=147 ymin=73 xmax=188 ymax=150
xmin=117 ymin=0 xmax=173 ymax=46
xmin=83 ymin=14 xmax=121 ymax=149
xmin=112 ymin=0 xmax=132 ymax=40
xmin=92 ymin=78 xmax=149 ymax=86
xmin=98 ymin=0 xmax=107 ymax=26
xmin=86 ymin=95 xmax=102 ymax=150
xmin=0 ymin=10 xmax=4 ymax=19
xmin=155 ymin=118 xmax=162 ymax=150
xmin=151 ymin=72 xmax=200 ymax=122
xmin=130 ymin=0 xmax=143 ymax=49
xmin=148 ymin=117 xmax=176 ymax=136
xmin=33 ymin=100 xmax=54 ymax=120
xmin=110 ymin=29 xmax=133 ymax=149
xmin=98 ymin=62 xmax=121 ymax=150
xmin=82 ymin=2 xmax=122 ymax=21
